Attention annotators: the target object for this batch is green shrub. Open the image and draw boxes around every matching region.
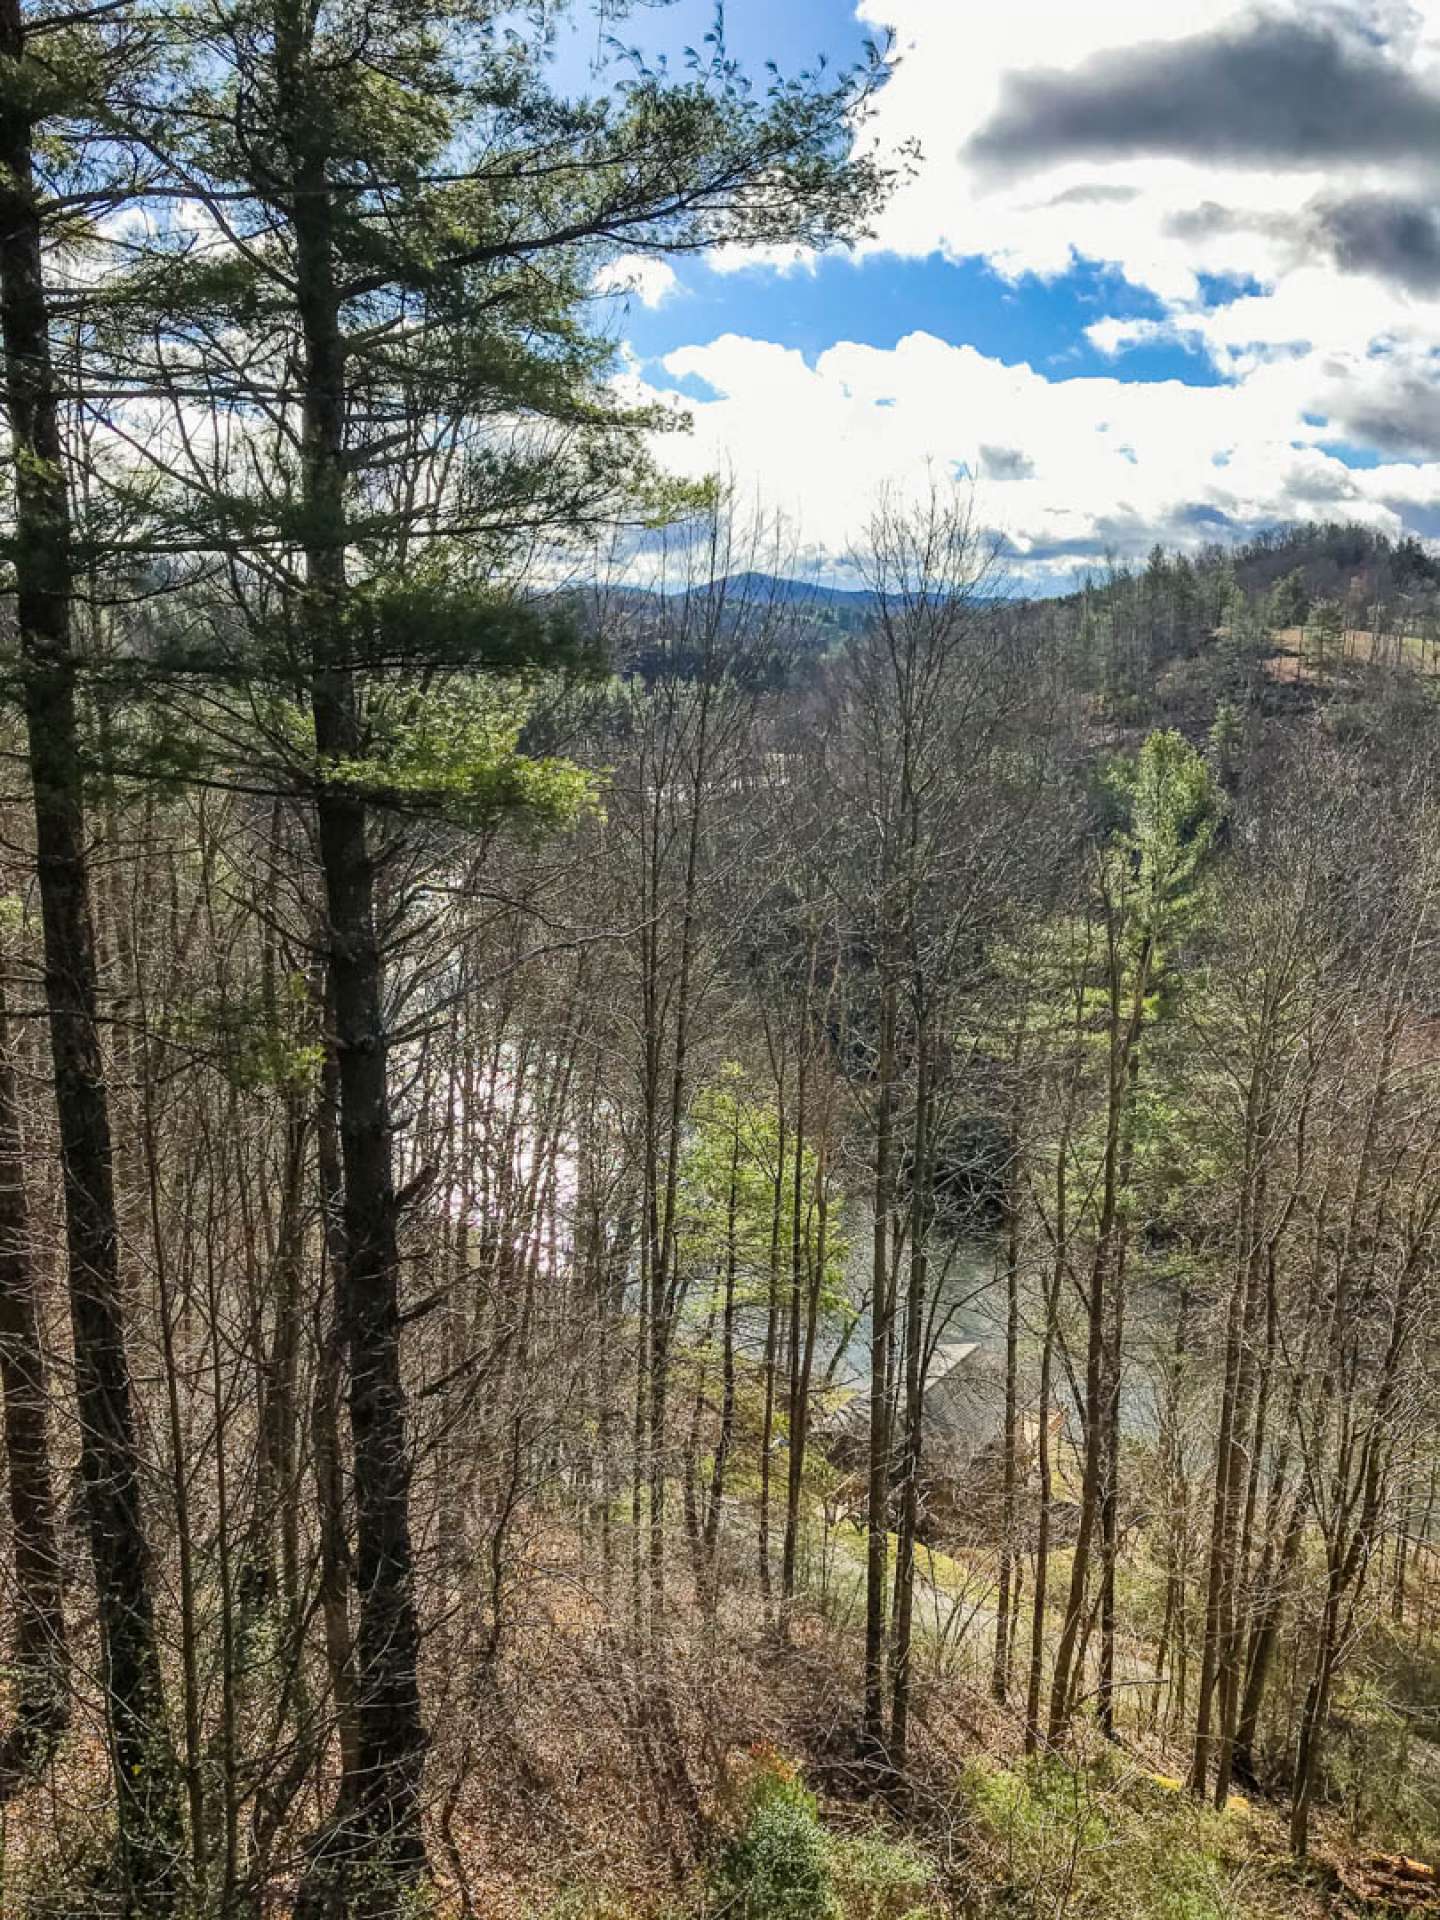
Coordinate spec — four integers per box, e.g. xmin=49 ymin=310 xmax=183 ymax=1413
xmin=711 ymin=1776 xmax=836 ymax=1920
xmin=829 ymin=1829 xmax=934 ymax=1920
xmin=961 ymin=1757 xmax=1285 ymax=1920
xmin=6 ymin=1802 xmax=123 ymax=1920
xmin=533 ymin=1888 xmax=639 ymax=1920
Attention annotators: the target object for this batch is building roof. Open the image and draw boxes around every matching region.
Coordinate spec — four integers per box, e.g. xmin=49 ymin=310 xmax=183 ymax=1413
xmin=821 ymin=1338 xmax=1004 ymax=1462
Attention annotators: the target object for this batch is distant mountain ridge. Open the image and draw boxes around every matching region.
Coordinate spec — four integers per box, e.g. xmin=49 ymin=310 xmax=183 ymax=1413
xmin=704 ymin=571 xmax=878 ymax=611
xmin=590 ymin=569 xmax=881 ymax=638
xmin=593 ymin=523 xmax=1440 ymax=621
xmin=597 ymin=569 xmax=875 ymax=607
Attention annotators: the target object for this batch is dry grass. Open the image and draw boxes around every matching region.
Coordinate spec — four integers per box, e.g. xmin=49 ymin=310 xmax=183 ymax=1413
xmin=1267 ymin=625 xmax=1440 ymax=684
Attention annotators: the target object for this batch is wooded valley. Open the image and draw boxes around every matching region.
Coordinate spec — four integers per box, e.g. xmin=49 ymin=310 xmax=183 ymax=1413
xmin=0 ymin=4 xmax=1439 ymax=1918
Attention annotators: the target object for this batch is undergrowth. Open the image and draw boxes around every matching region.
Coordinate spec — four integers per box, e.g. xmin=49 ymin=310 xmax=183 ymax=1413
xmin=959 ymin=1752 xmax=1289 ymax=1920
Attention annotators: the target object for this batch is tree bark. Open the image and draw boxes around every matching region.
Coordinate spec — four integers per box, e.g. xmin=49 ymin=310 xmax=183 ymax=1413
xmin=890 ymin=1012 xmax=930 ymax=1771
xmin=279 ymin=12 xmax=426 ymax=1891
xmin=0 ymin=980 xmax=67 ymax=1786
xmin=1048 ymin=925 xmax=1149 ymax=1744
xmin=0 ymin=5 xmax=183 ymax=1897
xmin=992 ymin=1198 xmax=1021 ymax=1703
xmin=862 ymin=966 xmax=897 ymax=1764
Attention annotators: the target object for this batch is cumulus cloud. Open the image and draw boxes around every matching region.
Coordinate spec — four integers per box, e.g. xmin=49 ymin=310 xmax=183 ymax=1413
xmin=1308 ymin=193 xmax=1440 ymax=292
xmin=1043 ymin=184 xmax=1142 ymax=207
xmin=866 ymin=0 xmax=1440 ymax=487
xmin=852 ymin=0 xmax=1440 ymax=297
xmin=1152 ymin=191 xmax=1440 ymax=295
xmin=613 ymin=0 xmax=1440 ymax=576
xmin=1318 ymin=354 xmax=1440 ymax=456
xmin=978 ymin=444 xmax=1037 ymax=480
xmin=593 ymin=253 xmax=679 ymax=308
xmin=619 ymin=329 xmax=1424 ymax=584
xmin=967 ymin=15 xmax=1440 ymax=173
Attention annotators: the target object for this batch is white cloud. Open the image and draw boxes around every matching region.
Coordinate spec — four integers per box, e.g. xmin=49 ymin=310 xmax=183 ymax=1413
xmin=854 ymin=0 xmax=1440 ymax=307
xmin=619 ymin=328 xmax=1398 ymax=583
xmin=593 ymin=253 xmax=679 ymax=308
xmin=614 ymin=0 xmax=1440 ymax=573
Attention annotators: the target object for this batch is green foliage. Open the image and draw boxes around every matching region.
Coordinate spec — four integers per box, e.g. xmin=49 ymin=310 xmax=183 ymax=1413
xmin=340 ymin=578 xmax=604 ymax=681
xmin=163 ymin=973 xmax=323 ymax=1096
xmin=322 ymin=677 xmax=599 ymax=831
xmin=1267 ymin=569 xmax=1310 ymax=628
xmin=532 ymin=1889 xmax=642 ymax=1920
xmin=711 ymin=1766 xmax=836 ymax=1920
xmin=963 ymin=1758 xmax=1284 ymax=1920
xmin=1304 ymin=598 xmax=1346 ymax=676
xmin=64 ymin=0 xmax=896 ymax=869
xmin=528 ymin=1778 xmax=936 ymax=1920
xmin=1207 ymin=701 xmax=1245 ymax=792
xmin=678 ymin=1065 xmax=848 ymax=1319
xmin=1103 ymin=728 xmax=1222 ymax=949
xmin=121 ymin=0 xmax=897 ymax=589
xmin=708 ymin=1750 xmax=938 ymax=1920
xmin=1324 ymin=1643 xmax=1440 ymax=1860
xmin=827 ymin=1831 xmax=934 ymax=1920
xmin=3 ymin=1797 xmax=123 ymax=1918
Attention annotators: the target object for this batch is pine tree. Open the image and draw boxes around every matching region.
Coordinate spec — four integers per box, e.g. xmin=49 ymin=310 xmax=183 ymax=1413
xmin=90 ymin=5 xmax=896 ymax=1901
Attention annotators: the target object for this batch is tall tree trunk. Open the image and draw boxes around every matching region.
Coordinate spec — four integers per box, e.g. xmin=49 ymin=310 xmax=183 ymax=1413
xmin=313 ymin=1048 xmax=363 ymax=1799
xmin=1188 ymin=1249 xmax=1250 ymax=1797
xmin=1190 ymin=1081 xmax=1269 ymax=1803
xmin=863 ymin=967 xmax=897 ymax=1763
xmin=703 ymin=1124 xmax=741 ymax=1610
xmin=1152 ymin=1281 xmax=1191 ymax=1738
xmin=780 ymin=956 xmax=815 ymax=1636
xmin=649 ymin=683 xmax=710 ymax=1637
xmin=280 ymin=19 xmax=425 ymax=1891
xmin=1214 ymin=1214 xmax=1275 ymax=1805
xmin=0 ymin=8 xmax=183 ymax=1898
xmin=992 ymin=1202 xmax=1021 ymax=1703
xmin=1027 ymin=1045 xmax=1079 ymax=1756
xmin=1097 ymin=1042 xmax=1140 ymax=1741
xmin=1046 ymin=1230 xmax=1106 ymax=1749
xmin=1233 ymin=1478 xmax=1308 ymax=1785
xmin=0 ymin=980 xmax=67 ymax=1786
xmin=1024 ymin=1246 xmax=1058 ymax=1754
xmin=758 ymin=1092 xmax=786 ymax=1610
xmin=890 ymin=1014 xmax=930 ymax=1772
xmin=1048 ymin=927 xmax=1149 ymax=1744
xmin=1290 ymin=1574 xmax=1342 ymax=1858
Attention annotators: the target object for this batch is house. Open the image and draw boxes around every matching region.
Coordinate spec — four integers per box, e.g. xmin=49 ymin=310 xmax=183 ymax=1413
xmin=815 ymin=1341 xmax=1065 ymax=1547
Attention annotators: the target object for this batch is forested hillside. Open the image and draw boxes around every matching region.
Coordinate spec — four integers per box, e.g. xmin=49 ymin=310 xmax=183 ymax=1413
xmin=0 ymin=5 xmax=1438 ymax=1920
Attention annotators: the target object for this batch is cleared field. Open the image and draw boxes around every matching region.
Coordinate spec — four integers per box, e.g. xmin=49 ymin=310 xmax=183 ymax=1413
xmin=1268 ymin=623 xmax=1440 ymax=682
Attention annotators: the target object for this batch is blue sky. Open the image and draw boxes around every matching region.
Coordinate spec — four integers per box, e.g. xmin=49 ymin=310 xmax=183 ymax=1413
xmin=567 ymin=1 xmax=1440 ymax=585
xmin=612 ymin=255 xmax=1223 ymax=392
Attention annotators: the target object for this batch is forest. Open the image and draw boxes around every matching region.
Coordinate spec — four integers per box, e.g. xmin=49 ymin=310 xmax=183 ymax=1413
xmin=0 ymin=3 xmax=1438 ymax=1918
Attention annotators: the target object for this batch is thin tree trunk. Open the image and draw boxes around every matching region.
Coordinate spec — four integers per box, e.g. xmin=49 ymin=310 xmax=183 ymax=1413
xmin=863 ymin=968 xmax=898 ymax=1763
xmin=1098 ymin=1042 xmax=1140 ymax=1741
xmin=1290 ymin=1578 xmax=1341 ymax=1857
xmin=890 ymin=1015 xmax=930 ymax=1772
xmin=781 ymin=954 xmax=815 ymax=1634
xmin=1233 ymin=1479 xmax=1308 ymax=1785
xmin=992 ymin=1205 xmax=1021 ymax=1702
xmin=758 ymin=1085 xmax=786 ymax=1610
xmin=0 ymin=979 xmax=68 ymax=1786
xmin=1048 ymin=926 xmax=1149 ymax=1744
xmin=313 ymin=1052 xmax=362 ymax=1798
xmin=1024 ymin=1261 xmax=1057 ymax=1754
xmin=703 ymin=1124 xmax=741 ymax=1609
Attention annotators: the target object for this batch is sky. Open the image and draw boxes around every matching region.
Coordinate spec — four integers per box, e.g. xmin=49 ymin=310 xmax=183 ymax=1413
xmin=569 ymin=0 xmax=1440 ymax=589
